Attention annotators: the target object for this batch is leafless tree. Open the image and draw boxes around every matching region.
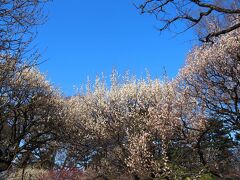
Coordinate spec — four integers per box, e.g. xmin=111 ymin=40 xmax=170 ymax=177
xmin=0 ymin=0 xmax=50 ymax=55
xmin=136 ymin=0 xmax=240 ymax=42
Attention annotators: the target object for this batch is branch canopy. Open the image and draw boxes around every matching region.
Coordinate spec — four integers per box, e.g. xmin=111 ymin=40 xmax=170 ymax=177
xmin=136 ymin=0 xmax=240 ymax=42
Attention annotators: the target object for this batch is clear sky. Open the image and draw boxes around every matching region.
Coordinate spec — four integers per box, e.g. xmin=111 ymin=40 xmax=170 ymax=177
xmin=37 ymin=0 xmax=195 ymax=95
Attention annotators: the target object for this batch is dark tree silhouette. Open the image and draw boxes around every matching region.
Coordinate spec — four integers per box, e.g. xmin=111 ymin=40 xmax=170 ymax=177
xmin=136 ymin=0 xmax=240 ymax=42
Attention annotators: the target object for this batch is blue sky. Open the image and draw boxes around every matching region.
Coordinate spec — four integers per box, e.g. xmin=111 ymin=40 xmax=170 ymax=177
xmin=37 ymin=1 xmax=195 ymax=95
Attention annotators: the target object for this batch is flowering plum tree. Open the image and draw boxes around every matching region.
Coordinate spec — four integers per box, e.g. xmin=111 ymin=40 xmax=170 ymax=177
xmin=0 ymin=61 xmax=65 ymax=172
